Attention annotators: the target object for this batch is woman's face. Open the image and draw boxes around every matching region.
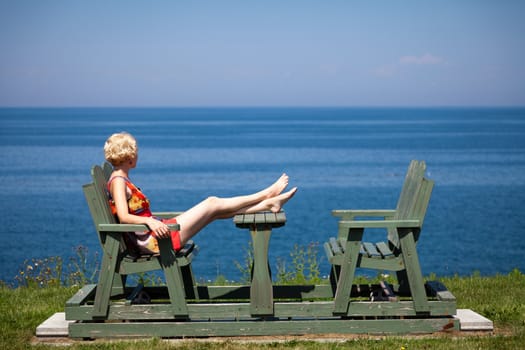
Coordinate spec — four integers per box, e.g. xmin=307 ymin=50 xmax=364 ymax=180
xmin=129 ymin=154 xmax=138 ymax=168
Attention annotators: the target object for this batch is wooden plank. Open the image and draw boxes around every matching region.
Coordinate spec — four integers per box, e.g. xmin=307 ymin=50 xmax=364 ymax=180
xmin=178 ymin=240 xmax=197 ymax=257
xmin=234 ymin=213 xmax=256 ymax=228
xmin=397 ymin=227 xmax=429 ymax=313
xmin=264 ymin=212 xmax=276 ymax=223
xmin=234 ymin=212 xmax=286 ymax=227
xmin=275 ymin=211 xmax=286 ymax=223
xmin=233 ymin=214 xmax=244 ymax=225
xmin=158 ymin=238 xmax=189 ymax=317
xmin=69 ymin=317 xmax=459 ymax=338
xmin=329 ymin=237 xmax=343 ymax=255
xmin=91 ymin=232 xmax=121 ymax=318
xmin=333 ymin=227 xmax=364 ymax=314
xmin=332 ymin=209 xmax=396 ymax=219
xmin=97 ymin=223 xmax=147 ymax=232
xmin=265 ymin=211 xmax=286 ymax=225
xmin=359 ymin=256 xmax=404 ymax=271
xmin=362 ymin=242 xmax=381 ymax=258
xmin=243 ymin=213 xmax=255 ymax=224
xmin=254 ymin=212 xmax=266 ymax=224
xmin=413 ymin=178 xmax=434 ymax=226
xmin=197 ymin=284 xmax=348 ymax=301
xmin=119 ymin=258 xmax=162 ymax=275
xmin=249 ymin=228 xmax=273 ymax=316
xmin=65 ymin=284 xmax=97 ymax=308
xmin=102 ymin=161 xmax=113 ymax=180
xmin=91 ymin=166 xmax=120 ymax=225
xmin=426 ymin=281 xmax=457 ymax=301
xmin=393 ymin=161 xmax=423 ymax=223
xmin=323 ymin=242 xmax=335 ymax=262
xmin=339 ymin=219 xmax=421 ymax=229
xmin=65 ymin=298 xmax=457 ymax=321
xmin=375 ymin=241 xmax=394 ymax=258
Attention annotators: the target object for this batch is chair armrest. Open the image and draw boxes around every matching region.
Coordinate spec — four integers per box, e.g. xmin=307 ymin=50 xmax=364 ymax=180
xmin=152 ymin=211 xmax=184 ymax=219
xmin=332 ymin=209 xmax=396 ymax=219
xmin=98 ymin=223 xmax=181 ymax=232
xmin=338 ymin=219 xmax=420 ymax=229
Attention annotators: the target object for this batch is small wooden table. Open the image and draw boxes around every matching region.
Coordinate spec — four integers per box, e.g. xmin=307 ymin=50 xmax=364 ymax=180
xmin=233 ymin=211 xmax=286 ymax=316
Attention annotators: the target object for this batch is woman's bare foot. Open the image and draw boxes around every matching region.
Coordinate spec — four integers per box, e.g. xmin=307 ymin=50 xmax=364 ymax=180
xmin=266 ymin=187 xmax=298 ymax=213
xmin=264 ymin=173 xmax=289 ymax=199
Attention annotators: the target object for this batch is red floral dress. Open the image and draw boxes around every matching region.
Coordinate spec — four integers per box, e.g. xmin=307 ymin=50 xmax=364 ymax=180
xmin=107 ymin=176 xmax=159 ymax=254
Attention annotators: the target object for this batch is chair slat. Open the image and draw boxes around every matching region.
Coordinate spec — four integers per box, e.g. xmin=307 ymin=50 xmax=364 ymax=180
xmin=375 ymin=241 xmax=394 ymax=258
xmin=329 ymin=237 xmax=343 ymax=255
xmin=362 ymin=242 xmax=381 ymax=258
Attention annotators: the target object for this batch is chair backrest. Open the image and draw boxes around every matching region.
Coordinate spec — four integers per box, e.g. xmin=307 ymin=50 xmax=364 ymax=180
xmin=102 ymin=161 xmax=113 ymax=181
xmin=83 ymin=164 xmax=125 ymax=250
xmin=388 ymin=160 xmax=434 ymax=248
xmin=393 ymin=160 xmax=426 ymax=219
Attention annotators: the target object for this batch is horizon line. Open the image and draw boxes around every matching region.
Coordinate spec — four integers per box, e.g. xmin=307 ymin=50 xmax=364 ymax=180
xmin=1 ymin=105 xmax=525 ymax=109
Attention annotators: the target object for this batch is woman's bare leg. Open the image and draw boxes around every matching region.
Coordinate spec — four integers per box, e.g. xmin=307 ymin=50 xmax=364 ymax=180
xmin=241 ymin=187 xmax=297 ymax=214
xmin=175 ymin=174 xmax=294 ymax=244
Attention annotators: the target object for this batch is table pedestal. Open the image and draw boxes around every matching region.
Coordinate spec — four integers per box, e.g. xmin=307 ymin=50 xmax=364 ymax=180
xmin=234 ymin=212 xmax=286 ymax=317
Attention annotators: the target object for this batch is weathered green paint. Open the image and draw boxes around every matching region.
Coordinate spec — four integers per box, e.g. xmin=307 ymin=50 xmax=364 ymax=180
xmin=250 ymin=228 xmax=273 ymax=315
xmin=69 ymin=317 xmax=459 ymax=339
xmin=234 ymin=212 xmax=287 ymax=316
xmin=326 ymin=160 xmax=453 ymax=316
xmin=66 ymin=161 xmax=457 ymax=338
xmin=66 ymin=297 xmax=457 ymax=321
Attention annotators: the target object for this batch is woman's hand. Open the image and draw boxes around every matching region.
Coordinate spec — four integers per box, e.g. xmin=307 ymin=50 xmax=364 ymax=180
xmin=147 ymin=217 xmax=171 ymax=238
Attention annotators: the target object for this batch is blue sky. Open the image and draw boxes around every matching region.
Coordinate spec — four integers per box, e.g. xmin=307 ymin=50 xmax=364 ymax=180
xmin=1 ymin=0 xmax=524 ymax=107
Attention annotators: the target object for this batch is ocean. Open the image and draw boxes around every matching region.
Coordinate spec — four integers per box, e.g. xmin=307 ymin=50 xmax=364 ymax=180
xmin=0 ymin=107 xmax=524 ymax=284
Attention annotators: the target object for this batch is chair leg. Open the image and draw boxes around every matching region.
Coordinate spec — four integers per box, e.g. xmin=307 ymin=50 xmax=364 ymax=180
xmin=333 ymin=228 xmax=363 ymax=315
xmin=92 ymin=233 xmax=121 ymax=319
xmin=158 ymin=239 xmax=189 ymax=318
xmin=329 ymin=265 xmax=341 ymax=297
xmin=180 ymin=264 xmax=198 ymax=299
xmin=111 ymin=273 xmax=126 ymax=296
xmin=398 ymin=228 xmax=429 ymax=313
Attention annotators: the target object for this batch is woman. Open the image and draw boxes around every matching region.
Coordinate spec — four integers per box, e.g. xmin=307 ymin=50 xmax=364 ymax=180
xmin=104 ymin=132 xmax=297 ymax=254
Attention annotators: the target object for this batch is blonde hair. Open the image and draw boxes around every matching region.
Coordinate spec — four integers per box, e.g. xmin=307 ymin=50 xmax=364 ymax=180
xmin=104 ymin=132 xmax=138 ymax=166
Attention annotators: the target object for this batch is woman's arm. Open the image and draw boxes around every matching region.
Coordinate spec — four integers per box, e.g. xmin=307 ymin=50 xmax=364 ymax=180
xmin=110 ymin=177 xmax=171 ymax=238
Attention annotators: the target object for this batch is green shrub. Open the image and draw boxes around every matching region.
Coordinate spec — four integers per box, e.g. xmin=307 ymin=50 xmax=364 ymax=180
xmin=234 ymin=241 xmax=254 ymax=284
xmin=235 ymin=242 xmax=323 ymax=285
xmin=276 ymin=242 xmax=322 ymax=285
xmin=12 ymin=245 xmax=99 ymax=288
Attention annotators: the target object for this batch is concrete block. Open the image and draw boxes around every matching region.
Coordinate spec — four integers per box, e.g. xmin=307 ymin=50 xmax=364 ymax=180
xmin=455 ymin=309 xmax=494 ymax=331
xmin=36 ymin=312 xmax=73 ymax=337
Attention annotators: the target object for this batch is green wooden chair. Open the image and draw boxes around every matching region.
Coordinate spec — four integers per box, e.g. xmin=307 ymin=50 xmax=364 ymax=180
xmin=81 ymin=164 xmax=198 ymax=319
xmin=325 ymin=160 xmax=440 ymax=315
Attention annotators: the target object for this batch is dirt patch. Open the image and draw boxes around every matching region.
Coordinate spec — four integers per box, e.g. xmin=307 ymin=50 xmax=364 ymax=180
xmin=32 ymin=328 xmax=499 ymax=346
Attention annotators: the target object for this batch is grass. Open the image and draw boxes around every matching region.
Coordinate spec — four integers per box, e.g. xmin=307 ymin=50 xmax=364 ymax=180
xmin=2 ymin=246 xmax=524 ymax=348
xmin=1 ymin=269 xmax=525 ymax=349
xmin=440 ymin=270 xmax=525 ymax=329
